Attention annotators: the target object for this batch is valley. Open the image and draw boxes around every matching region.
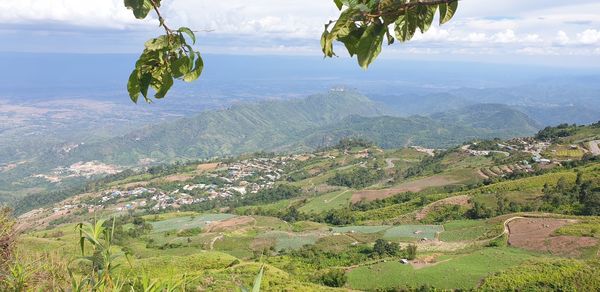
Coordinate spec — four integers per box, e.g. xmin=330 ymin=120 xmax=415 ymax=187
xmin=10 ymin=123 xmax=600 ymax=291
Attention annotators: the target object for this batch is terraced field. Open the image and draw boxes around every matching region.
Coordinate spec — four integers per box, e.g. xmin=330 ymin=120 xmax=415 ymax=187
xmin=298 ymin=189 xmax=352 ymax=214
xmin=351 ymin=175 xmax=462 ymax=203
xmin=332 ymin=224 xmax=443 ymax=240
xmin=150 ymin=214 xmax=237 ymax=233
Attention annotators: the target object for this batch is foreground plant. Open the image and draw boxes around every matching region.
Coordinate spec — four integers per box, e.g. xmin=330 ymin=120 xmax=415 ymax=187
xmin=71 ymin=218 xmax=190 ymax=291
xmin=322 ymin=0 xmax=459 ymax=68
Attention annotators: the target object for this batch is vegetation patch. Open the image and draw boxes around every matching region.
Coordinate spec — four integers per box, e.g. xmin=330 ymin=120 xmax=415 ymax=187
xmin=351 ymin=175 xmax=461 ymax=203
xmin=150 ymin=214 xmax=237 ymax=233
xmin=440 ymin=219 xmax=502 ymax=242
xmin=347 ymin=247 xmax=537 ymax=290
xmin=298 ymin=189 xmax=352 ymax=214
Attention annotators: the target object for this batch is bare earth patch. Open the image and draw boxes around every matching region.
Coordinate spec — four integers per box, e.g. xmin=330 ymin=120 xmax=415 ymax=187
xmin=204 ymin=216 xmax=255 ymax=233
xmin=410 ymin=254 xmax=450 ymax=269
xmin=415 ymin=195 xmax=471 ymax=221
xmin=159 ymin=173 xmax=195 ymax=183
xmin=351 ymin=175 xmax=461 ymax=203
xmin=477 ymin=169 xmax=490 ymax=179
xmin=196 ymin=163 xmax=220 ymax=173
xmin=508 ymin=218 xmax=598 ymax=256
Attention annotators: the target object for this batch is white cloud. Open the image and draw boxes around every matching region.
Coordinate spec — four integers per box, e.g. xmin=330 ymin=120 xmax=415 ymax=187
xmin=577 ymin=29 xmax=600 ymax=45
xmin=492 ymin=29 xmax=518 ymax=43
xmin=0 ymin=0 xmax=598 ymax=60
xmin=464 ymin=32 xmax=488 ymax=42
xmin=0 ymin=0 xmax=147 ymax=29
xmin=556 ymin=31 xmax=571 ymax=45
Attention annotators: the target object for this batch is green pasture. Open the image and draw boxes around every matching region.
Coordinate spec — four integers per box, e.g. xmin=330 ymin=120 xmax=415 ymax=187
xmin=440 ymin=219 xmax=502 ymax=242
xmin=347 ymin=247 xmax=538 ymax=290
xmin=298 ymin=189 xmax=353 ymax=214
xmin=257 ymin=231 xmax=320 ymax=250
xmin=150 ymin=213 xmax=236 ymax=233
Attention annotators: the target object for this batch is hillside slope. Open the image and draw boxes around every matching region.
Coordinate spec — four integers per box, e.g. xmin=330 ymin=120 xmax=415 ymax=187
xmin=300 ymin=104 xmax=540 ymax=149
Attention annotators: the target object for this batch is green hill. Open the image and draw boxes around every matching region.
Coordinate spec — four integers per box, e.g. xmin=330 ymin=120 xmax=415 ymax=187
xmin=56 ymin=91 xmax=385 ymax=166
xmin=300 ymin=104 xmax=540 ymax=149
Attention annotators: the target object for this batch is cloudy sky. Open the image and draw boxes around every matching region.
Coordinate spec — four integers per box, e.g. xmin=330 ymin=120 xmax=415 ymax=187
xmin=0 ymin=0 xmax=599 ymax=66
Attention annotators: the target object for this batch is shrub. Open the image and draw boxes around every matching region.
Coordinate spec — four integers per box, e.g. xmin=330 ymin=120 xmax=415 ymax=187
xmin=319 ymin=269 xmax=347 ymax=287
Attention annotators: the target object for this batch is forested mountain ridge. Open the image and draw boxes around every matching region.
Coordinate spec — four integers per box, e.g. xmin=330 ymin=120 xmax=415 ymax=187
xmin=0 ymin=91 xmax=546 ymax=203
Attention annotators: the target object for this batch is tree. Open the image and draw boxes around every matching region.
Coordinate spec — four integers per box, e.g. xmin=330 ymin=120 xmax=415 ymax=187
xmin=124 ymin=0 xmax=459 ymax=101
xmin=324 ymin=208 xmax=355 ymax=225
xmin=373 ymin=239 xmax=400 ymax=257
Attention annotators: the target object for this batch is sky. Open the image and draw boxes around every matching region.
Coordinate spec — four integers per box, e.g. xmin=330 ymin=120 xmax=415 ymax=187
xmin=0 ymin=0 xmax=599 ymax=67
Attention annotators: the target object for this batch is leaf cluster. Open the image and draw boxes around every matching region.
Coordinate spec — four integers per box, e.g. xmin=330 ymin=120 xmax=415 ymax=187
xmin=125 ymin=0 xmax=203 ymax=103
xmin=322 ymin=0 xmax=458 ymax=68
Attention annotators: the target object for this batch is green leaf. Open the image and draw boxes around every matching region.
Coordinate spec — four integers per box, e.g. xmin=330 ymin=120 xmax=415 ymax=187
xmin=338 ymin=25 xmax=366 ymax=57
xmin=356 ymin=22 xmax=386 ymax=69
xmin=139 ymin=72 xmax=152 ymax=100
xmin=439 ymin=0 xmax=458 ymax=25
xmin=124 ymin=0 xmax=153 ymax=19
xmin=183 ymin=53 xmax=204 ymax=82
xmin=127 ymin=69 xmax=141 ymax=103
xmin=333 ymin=0 xmax=344 ymax=10
xmin=144 ymin=35 xmax=170 ymax=51
xmin=321 ymin=21 xmax=336 ymax=57
xmin=252 ymin=265 xmax=264 ymax=292
xmin=329 ymin=8 xmax=361 ymax=40
xmin=178 ymin=27 xmax=196 ymax=45
xmin=171 ymin=55 xmax=191 ymax=78
xmin=395 ymin=7 xmax=418 ymax=42
xmin=416 ymin=4 xmax=437 ymax=33
xmin=154 ymin=71 xmax=173 ymax=99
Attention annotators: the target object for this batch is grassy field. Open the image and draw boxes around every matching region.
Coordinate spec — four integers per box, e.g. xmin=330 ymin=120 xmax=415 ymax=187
xmin=382 ymin=225 xmax=443 ymax=240
xmin=150 ymin=214 xmax=237 ymax=233
xmin=298 ymin=189 xmax=352 ymax=214
xmin=331 ymin=225 xmax=443 ymax=241
xmin=256 ymin=231 xmax=320 ymax=250
xmin=440 ymin=220 xmax=503 ymax=242
xmin=347 ymin=247 xmax=539 ymax=290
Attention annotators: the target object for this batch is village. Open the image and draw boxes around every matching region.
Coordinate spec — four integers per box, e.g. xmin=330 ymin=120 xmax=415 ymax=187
xmin=46 ymin=155 xmax=304 ymax=217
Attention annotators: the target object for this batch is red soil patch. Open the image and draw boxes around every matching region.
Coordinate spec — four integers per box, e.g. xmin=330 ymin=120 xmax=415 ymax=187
xmin=477 ymin=169 xmax=490 ymax=179
xmin=351 ymin=175 xmax=461 ymax=203
xmin=197 ymin=163 xmax=219 ymax=172
xmin=160 ymin=174 xmax=194 ymax=182
xmin=508 ymin=218 xmax=598 ymax=256
xmin=204 ymin=216 xmax=255 ymax=233
xmin=415 ymin=195 xmax=471 ymax=221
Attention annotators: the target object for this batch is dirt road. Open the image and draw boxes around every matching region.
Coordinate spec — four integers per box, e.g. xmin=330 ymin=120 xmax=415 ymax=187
xmin=588 ymin=140 xmax=600 ymax=155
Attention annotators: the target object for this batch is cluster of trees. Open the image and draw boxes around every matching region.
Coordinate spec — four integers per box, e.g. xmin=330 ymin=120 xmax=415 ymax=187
xmin=467 ymin=172 xmax=600 ymax=220
xmin=318 ymin=269 xmax=347 ymax=288
xmin=403 ymin=150 xmax=449 ymax=178
xmin=237 ymin=184 xmax=302 ymax=206
xmin=106 ymin=215 xmax=153 ymax=244
xmin=352 ymin=192 xmax=415 ymax=211
xmin=542 ymin=174 xmax=600 ymax=216
xmin=323 ymin=208 xmax=356 ymax=225
xmin=328 ymin=166 xmax=384 ymax=189
xmin=334 ymin=138 xmax=375 ymax=150
xmin=466 ymin=196 xmax=524 ymax=220
xmin=535 ymin=124 xmax=581 ymax=141
xmin=469 ymin=139 xmax=503 ymax=151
